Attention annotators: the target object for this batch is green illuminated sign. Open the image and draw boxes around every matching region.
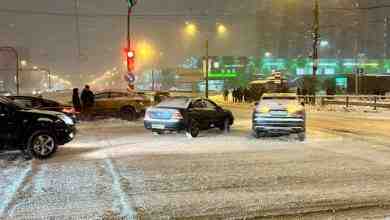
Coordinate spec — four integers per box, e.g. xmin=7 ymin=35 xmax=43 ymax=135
xmin=208 ymin=71 xmax=238 ymax=79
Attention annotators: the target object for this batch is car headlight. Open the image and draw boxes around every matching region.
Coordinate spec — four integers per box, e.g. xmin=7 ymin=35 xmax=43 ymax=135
xmin=59 ymin=114 xmax=74 ymax=125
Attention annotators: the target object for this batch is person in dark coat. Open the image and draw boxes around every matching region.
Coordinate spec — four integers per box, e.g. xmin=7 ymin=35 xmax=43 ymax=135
xmin=223 ymin=89 xmax=229 ymax=102
xmin=80 ymin=85 xmax=95 ymax=120
xmin=72 ymin=88 xmax=81 ymax=112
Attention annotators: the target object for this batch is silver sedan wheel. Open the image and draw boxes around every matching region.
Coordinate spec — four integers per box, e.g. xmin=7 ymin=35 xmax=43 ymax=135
xmin=32 ymin=135 xmax=55 ymax=156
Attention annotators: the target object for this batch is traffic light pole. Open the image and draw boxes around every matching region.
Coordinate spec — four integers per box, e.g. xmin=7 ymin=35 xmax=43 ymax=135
xmin=205 ymin=40 xmax=209 ymax=98
xmin=127 ymin=7 xmax=131 ymax=50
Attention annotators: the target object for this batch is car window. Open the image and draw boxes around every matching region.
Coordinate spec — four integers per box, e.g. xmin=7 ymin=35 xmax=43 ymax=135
xmin=191 ymin=100 xmax=206 ymax=109
xmin=110 ymin=92 xmax=127 ymax=98
xmin=157 ymin=98 xmax=191 ymax=108
xmin=95 ymin=93 xmax=110 ymax=99
xmin=203 ymin=100 xmax=217 ymax=110
xmin=13 ymin=98 xmax=34 ymax=108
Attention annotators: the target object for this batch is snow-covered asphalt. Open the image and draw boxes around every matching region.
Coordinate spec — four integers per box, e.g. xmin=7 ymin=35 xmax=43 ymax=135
xmin=2 ymin=104 xmax=390 ymax=219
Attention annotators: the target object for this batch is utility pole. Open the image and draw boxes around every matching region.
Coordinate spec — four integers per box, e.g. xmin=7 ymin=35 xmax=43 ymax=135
xmin=312 ymin=0 xmax=320 ymax=97
xmin=384 ymin=16 xmax=389 ymax=59
xmin=127 ymin=6 xmax=131 ymax=51
xmin=205 ymin=39 xmax=209 ymax=98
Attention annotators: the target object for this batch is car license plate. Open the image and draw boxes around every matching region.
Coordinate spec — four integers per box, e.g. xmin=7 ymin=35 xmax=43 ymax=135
xmin=152 ymin=124 xmax=165 ymax=129
xmin=271 ymin=111 xmax=288 ymax=116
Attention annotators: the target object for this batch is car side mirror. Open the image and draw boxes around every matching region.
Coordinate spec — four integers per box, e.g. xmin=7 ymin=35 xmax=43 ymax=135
xmin=254 ymin=101 xmax=259 ymax=106
xmin=216 ymin=106 xmax=223 ymax=111
xmin=301 ymin=102 xmax=305 ymax=106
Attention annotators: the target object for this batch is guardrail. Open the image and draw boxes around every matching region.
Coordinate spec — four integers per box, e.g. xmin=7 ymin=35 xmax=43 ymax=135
xmin=298 ymin=95 xmax=390 ymax=110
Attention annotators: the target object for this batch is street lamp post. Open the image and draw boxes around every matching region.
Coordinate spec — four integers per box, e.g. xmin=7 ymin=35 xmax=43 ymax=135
xmin=0 ymin=47 xmax=19 ymax=95
xmin=311 ymin=0 xmax=320 ymax=98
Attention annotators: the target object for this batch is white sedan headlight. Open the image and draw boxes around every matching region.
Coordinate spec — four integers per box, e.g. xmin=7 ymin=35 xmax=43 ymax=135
xmin=59 ymin=114 xmax=74 ymax=125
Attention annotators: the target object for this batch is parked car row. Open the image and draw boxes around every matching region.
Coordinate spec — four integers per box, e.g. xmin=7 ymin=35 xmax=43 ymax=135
xmin=143 ymin=93 xmax=306 ymax=140
xmin=0 ymin=92 xmax=306 ymax=160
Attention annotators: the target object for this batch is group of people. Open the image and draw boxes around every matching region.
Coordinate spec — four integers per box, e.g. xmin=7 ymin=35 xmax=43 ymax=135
xmin=72 ymin=85 xmax=95 ymax=119
xmin=223 ymin=87 xmax=253 ymax=103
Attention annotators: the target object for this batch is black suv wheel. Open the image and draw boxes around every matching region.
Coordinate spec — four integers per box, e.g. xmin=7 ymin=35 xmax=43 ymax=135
xmin=27 ymin=131 xmax=58 ymax=159
xmin=186 ymin=120 xmax=200 ymax=138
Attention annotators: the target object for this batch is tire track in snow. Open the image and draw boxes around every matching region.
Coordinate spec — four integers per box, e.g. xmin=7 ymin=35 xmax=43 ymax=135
xmin=0 ymin=161 xmax=32 ymax=218
xmin=104 ymin=158 xmax=139 ymax=219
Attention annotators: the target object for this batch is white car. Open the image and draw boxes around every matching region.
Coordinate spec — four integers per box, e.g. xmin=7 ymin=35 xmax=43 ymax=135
xmin=252 ymin=93 xmax=306 ymax=141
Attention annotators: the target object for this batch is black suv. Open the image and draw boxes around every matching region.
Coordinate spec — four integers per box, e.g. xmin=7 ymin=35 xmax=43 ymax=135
xmin=0 ymin=97 xmax=76 ymax=159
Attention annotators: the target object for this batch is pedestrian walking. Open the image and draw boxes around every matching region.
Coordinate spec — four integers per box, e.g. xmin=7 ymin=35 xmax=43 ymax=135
xmin=223 ymin=89 xmax=229 ymax=102
xmin=80 ymin=85 xmax=95 ymax=120
xmin=72 ymin=88 xmax=81 ymax=112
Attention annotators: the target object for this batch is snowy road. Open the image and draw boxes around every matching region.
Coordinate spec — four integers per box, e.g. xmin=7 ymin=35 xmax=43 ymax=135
xmin=2 ymin=105 xmax=390 ymax=219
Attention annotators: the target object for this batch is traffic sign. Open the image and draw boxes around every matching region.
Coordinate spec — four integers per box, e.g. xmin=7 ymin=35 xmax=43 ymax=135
xmin=124 ymin=73 xmax=135 ymax=83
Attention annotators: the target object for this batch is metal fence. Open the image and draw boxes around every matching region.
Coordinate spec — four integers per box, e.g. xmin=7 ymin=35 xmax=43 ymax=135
xmin=298 ymin=95 xmax=390 ymax=110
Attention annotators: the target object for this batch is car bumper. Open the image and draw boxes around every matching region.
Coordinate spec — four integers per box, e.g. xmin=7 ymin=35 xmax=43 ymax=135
xmin=55 ymin=125 xmax=76 ymax=145
xmin=144 ymin=119 xmax=186 ymax=131
xmin=252 ymin=117 xmax=305 ymax=134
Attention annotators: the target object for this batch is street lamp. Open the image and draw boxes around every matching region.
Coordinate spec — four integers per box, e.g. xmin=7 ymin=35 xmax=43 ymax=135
xmin=265 ymin=52 xmax=272 ymax=58
xmin=185 ymin=22 xmax=198 ymax=36
xmin=184 ymin=21 xmax=229 ymax=98
xmin=20 ymin=60 xmax=27 ymax=67
xmin=217 ymin=23 xmax=227 ymax=35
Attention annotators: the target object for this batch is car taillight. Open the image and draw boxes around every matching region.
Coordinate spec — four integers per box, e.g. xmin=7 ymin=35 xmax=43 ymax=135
xmin=144 ymin=110 xmax=151 ymax=120
xmin=288 ymin=106 xmax=305 ymax=117
xmin=172 ymin=110 xmax=183 ymax=120
xmin=62 ymin=107 xmax=75 ymax=114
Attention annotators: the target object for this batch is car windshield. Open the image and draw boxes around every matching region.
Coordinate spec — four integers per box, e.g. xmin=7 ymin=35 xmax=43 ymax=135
xmin=156 ymin=97 xmax=191 ymax=108
xmin=0 ymin=97 xmax=24 ymax=109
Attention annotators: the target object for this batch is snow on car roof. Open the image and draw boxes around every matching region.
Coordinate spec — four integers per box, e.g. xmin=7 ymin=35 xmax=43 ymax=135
xmin=156 ymin=97 xmax=191 ymax=108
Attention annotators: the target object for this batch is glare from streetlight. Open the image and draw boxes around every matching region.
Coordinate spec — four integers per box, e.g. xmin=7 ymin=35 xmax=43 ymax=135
xmin=20 ymin=60 xmax=27 ymax=66
xmin=185 ymin=22 xmax=197 ymax=36
xmin=320 ymin=40 xmax=329 ymax=47
xmin=33 ymin=66 xmax=38 ymax=70
xmin=265 ymin=52 xmax=272 ymax=58
xmin=217 ymin=23 xmax=227 ymax=35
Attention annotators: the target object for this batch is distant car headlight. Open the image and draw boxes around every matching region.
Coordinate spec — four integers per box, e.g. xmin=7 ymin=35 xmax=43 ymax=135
xmin=59 ymin=114 xmax=74 ymax=125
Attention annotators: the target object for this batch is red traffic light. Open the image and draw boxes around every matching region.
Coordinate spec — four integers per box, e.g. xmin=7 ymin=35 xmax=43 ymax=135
xmin=124 ymin=48 xmax=135 ymax=72
xmin=127 ymin=50 xmax=135 ymax=59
